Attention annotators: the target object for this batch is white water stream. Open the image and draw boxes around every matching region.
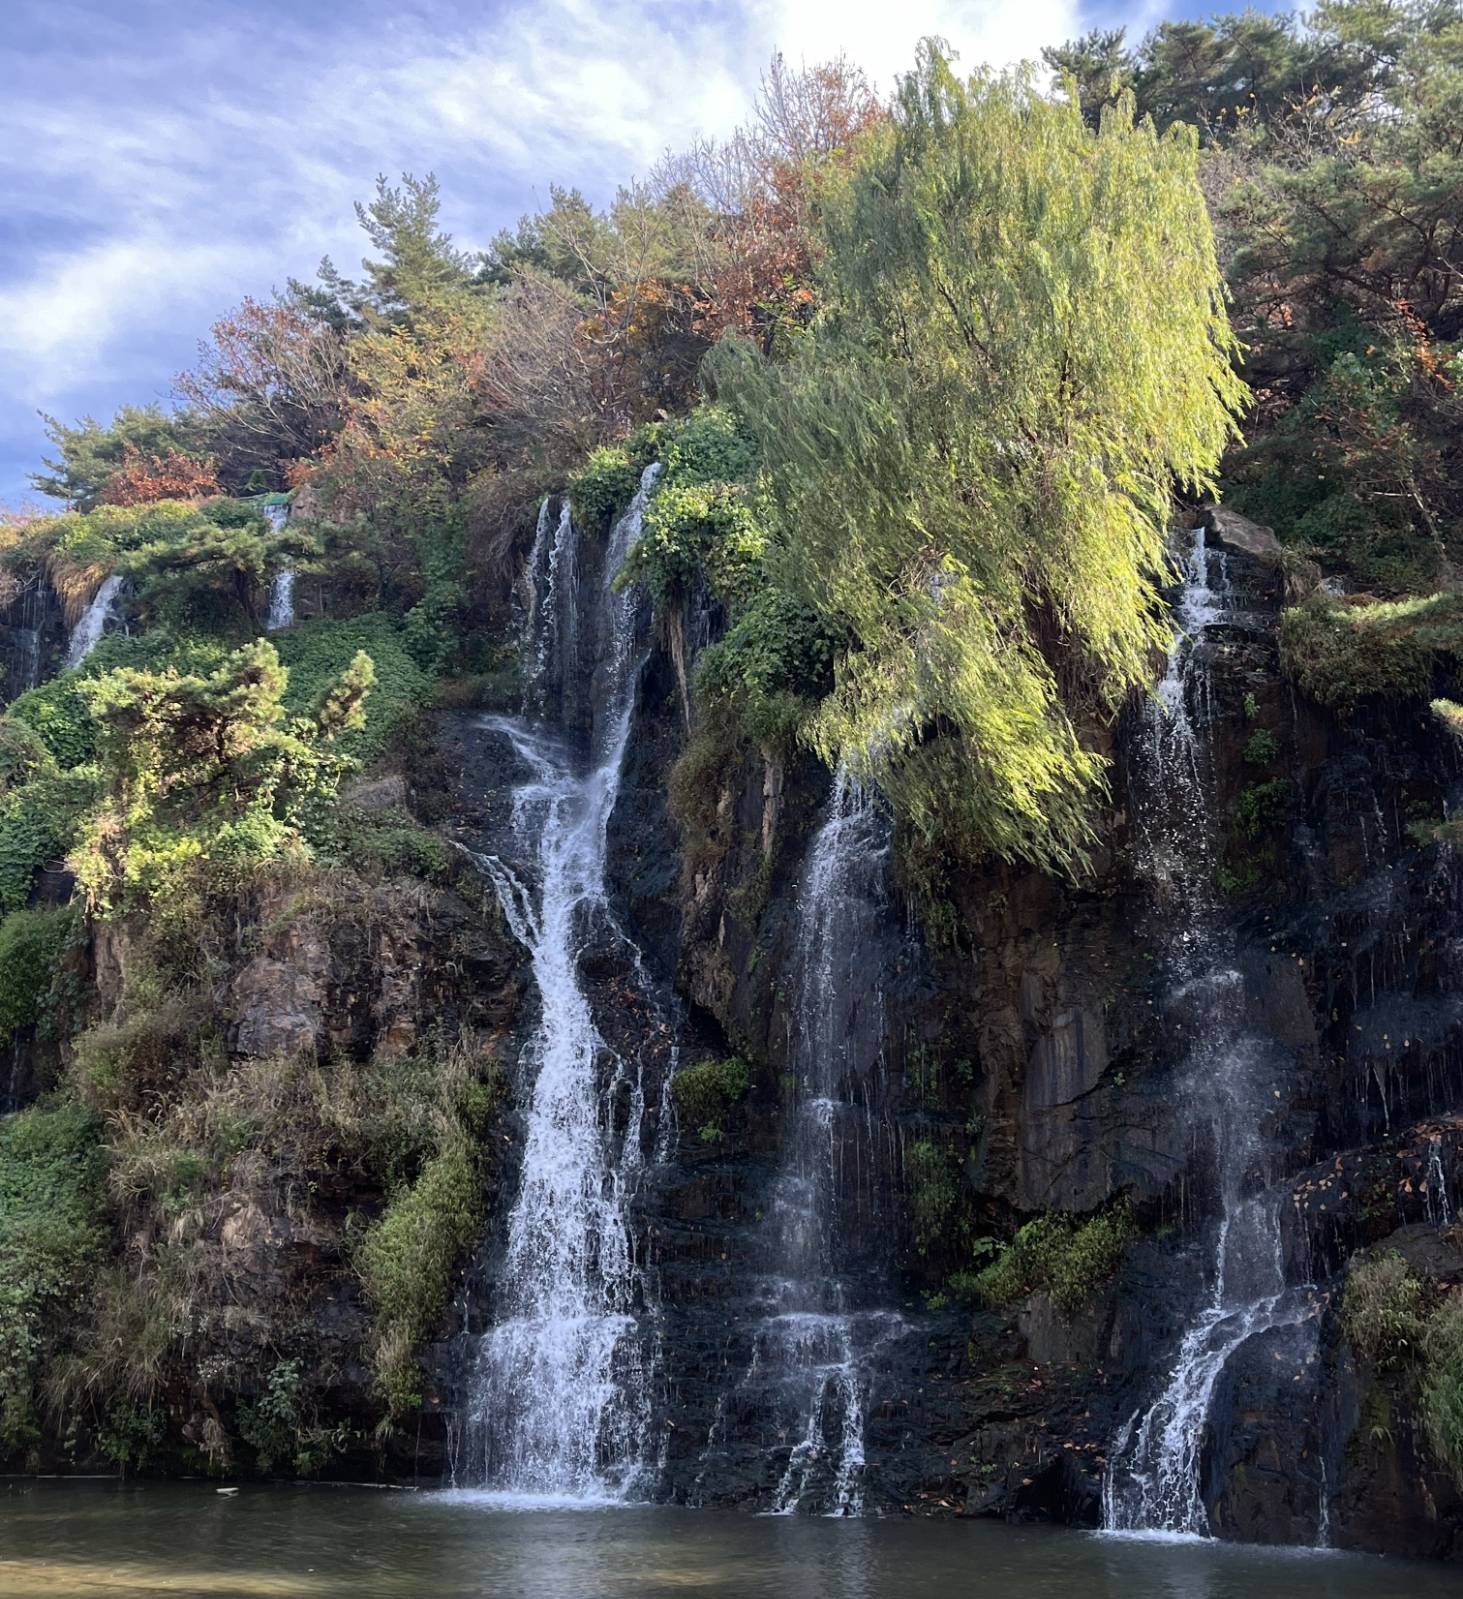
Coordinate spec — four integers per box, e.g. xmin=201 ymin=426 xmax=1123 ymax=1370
xmin=65 ymin=573 xmax=124 ymax=669
xmin=1104 ymin=527 xmax=1318 ymax=1538
xmin=262 ymin=503 xmax=295 ymax=631
xmin=456 ymin=466 xmax=665 ymax=1500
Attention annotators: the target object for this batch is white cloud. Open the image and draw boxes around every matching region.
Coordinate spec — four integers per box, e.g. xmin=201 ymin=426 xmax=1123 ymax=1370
xmin=0 ymin=0 xmax=1085 ymax=493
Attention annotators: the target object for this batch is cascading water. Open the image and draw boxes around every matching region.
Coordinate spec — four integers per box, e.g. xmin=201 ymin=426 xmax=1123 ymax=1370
xmin=262 ymin=503 xmax=295 ymax=631
xmin=706 ymin=771 xmax=903 ymax=1515
xmin=65 ymin=573 xmax=124 ymax=669
xmin=1425 ymin=1135 xmax=1454 ymax=1227
xmin=454 ymin=465 xmax=668 ymax=1501
xmin=1104 ymin=526 xmax=1318 ymax=1539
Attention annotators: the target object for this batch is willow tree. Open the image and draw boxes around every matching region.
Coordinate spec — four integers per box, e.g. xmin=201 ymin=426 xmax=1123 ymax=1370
xmin=710 ymin=46 xmax=1245 ymax=871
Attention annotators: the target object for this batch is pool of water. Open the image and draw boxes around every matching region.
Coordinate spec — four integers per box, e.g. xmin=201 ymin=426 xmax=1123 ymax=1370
xmin=0 ymin=1483 xmax=1453 ymax=1597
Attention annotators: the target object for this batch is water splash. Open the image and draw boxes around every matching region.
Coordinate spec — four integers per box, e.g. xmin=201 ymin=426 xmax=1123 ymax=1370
xmin=1105 ymin=525 xmax=1319 ymax=1538
xmin=455 ymin=465 xmax=667 ymax=1500
xmin=66 ymin=573 xmax=124 ymax=669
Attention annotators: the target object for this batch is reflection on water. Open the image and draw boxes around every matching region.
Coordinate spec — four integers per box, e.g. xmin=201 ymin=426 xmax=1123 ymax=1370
xmin=0 ymin=1484 xmax=1453 ymax=1599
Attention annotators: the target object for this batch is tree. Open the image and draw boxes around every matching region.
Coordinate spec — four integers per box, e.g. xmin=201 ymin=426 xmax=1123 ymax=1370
xmin=175 ymin=294 xmax=352 ymax=486
xmin=32 ymin=406 xmax=206 ymax=511
xmin=71 ymin=640 xmax=372 ymax=916
xmin=710 ymin=48 xmax=1245 ymax=870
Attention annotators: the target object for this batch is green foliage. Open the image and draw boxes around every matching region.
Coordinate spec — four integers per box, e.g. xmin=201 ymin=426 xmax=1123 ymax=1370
xmin=570 ymin=446 xmax=644 ymax=527
xmin=357 ymin=1140 xmax=484 ymax=1414
xmin=0 ymin=771 xmax=98 ymax=917
xmin=710 ymin=50 xmax=1243 ymax=871
xmin=621 ymin=480 xmax=768 ymax=607
xmin=0 ymin=1105 xmax=106 ymax=1451
xmin=1422 ymin=1292 xmax=1463 ymax=1485
xmin=1243 ymin=729 xmax=1279 ymax=767
xmin=906 ymin=1139 xmax=962 ymax=1258
xmin=0 ymin=907 xmax=75 ymax=1038
xmin=96 ymin=1399 xmax=165 ymax=1473
xmin=1280 ymin=594 xmax=1463 ymax=711
xmin=694 ymin=590 xmax=836 ymax=751
xmin=1237 ymin=779 xmax=1291 ymax=839
xmin=273 ymin=614 xmax=431 ymax=766
xmin=1342 ymin=1250 xmax=1428 ymax=1369
xmin=69 ymin=639 xmax=371 ymax=921
xmin=973 ymin=1209 xmax=1133 ymax=1317
xmin=0 ymin=719 xmax=56 ymax=793
xmin=672 ymin=1056 xmax=751 ymax=1141
xmin=237 ymin=1358 xmax=349 ymax=1476
xmin=32 ymin=405 xmax=203 ymax=510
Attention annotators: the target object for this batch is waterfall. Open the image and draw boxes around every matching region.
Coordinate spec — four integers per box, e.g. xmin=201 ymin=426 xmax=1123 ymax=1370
xmin=1426 ymin=1135 xmax=1453 ymax=1227
xmin=262 ymin=503 xmax=295 ymax=632
xmin=718 ymin=771 xmax=904 ymax=1515
xmin=1104 ymin=526 xmax=1318 ymax=1539
xmin=65 ymin=573 xmax=124 ymax=670
xmin=454 ymin=465 xmax=667 ymax=1501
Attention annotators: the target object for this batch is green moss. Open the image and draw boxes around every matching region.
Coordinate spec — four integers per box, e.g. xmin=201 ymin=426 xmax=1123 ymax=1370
xmin=357 ymin=1140 xmax=484 ymax=1414
xmin=973 ymin=1209 xmax=1133 ymax=1318
xmin=1280 ymin=593 xmax=1463 ymax=712
xmin=671 ymin=1056 xmax=751 ymax=1134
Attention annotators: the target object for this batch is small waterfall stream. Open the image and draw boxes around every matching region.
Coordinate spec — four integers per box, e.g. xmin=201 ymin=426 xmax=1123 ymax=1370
xmin=262 ymin=503 xmax=295 ymax=631
xmin=699 ymin=771 xmax=904 ymax=1515
xmin=1104 ymin=526 xmax=1319 ymax=1539
xmin=65 ymin=573 xmax=124 ymax=669
xmin=454 ymin=465 xmax=668 ymax=1501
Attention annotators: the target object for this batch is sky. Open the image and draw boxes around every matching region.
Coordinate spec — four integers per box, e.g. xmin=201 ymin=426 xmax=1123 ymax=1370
xmin=0 ymin=0 xmax=1278 ymax=507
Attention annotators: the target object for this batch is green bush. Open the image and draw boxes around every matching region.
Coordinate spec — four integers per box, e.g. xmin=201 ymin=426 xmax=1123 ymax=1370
xmin=1279 ymin=593 xmax=1463 ymax=712
xmin=1342 ymin=1249 xmax=1427 ymax=1369
xmin=1237 ymin=778 xmax=1291 ymax=839
xmin=659 ymin=407 xmax=758 ymax=488
xmin=672 ymin=1056 xmax=751 ymax=1141
xmin=0 ymin=718 xmax=56 ymax=793
xmin=273 ymin=613 xmax=432 ymax=765
xmin=569 ymin=447 xmax=643 ymax=526
xmin=1243 ymin=729 xmax=1279 ymax=767
xmin=906 ymin=1139 xmax=962 ymax=1258
xmin=694 ymin=590 xmax=836 ymax=750
xmin=0 ymin=771 xmax=98 ymax=916
xmin=0 ymin=1105 xmax=106 ymax=1451
xmin=0 ymin=907 xmax=75 ymax=1038
xmin=1422 ymin=1292 xmax=1463 ymax=1483
xmin=620 ymin=480 xmax=768 ymax=606
xmin=973 ymin=1210 xmax=1133 ymax=1317
xmin=357 ymin=1140 xmax=484 ymax=1414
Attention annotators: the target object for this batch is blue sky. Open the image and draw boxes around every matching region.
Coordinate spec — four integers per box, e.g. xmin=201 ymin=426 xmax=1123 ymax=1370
xmin=1 ymin=0 xmax=1279 ymax=506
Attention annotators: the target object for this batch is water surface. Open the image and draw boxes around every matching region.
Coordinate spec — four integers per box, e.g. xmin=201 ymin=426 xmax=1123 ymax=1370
xmin=0 ymin=1484 xmax=1454 ymax=1598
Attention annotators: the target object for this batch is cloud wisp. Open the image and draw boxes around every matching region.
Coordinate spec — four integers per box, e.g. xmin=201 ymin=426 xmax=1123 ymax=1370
xmin=0 ymin=0 xmax=1085 ymax=500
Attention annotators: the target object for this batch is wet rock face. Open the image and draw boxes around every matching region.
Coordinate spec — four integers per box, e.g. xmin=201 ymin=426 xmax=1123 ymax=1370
xmin=595 ymin=519 xmax=1463 ymax=1553
xmin=0 ymin=575 xmax=65 ymax=705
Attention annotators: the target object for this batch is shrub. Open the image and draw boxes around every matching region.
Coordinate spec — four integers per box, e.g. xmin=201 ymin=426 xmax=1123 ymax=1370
xmin=1243 ymin=729 xmax=1279 ymax=767
xmin=0 ymin=907 xmax=75 ymax=1039
xmin=619 ymin=480 xmax=767 ymax=606
xmin=1343 ymin=1249 xmax=1428 ymax=1369
xmin=694 ymin=589 xmax=836 ymax=751
xmin=0 ymin=1105 xmax=106 ymax=1451
xmin=1279 ymin=593 xmax=1463 ymax=712
xmin=974 ymin=1209 xmax=1133 ymax=1317
xmin=357 ymin=1139 xmax=484 ymax=1414
xmin=0 ymin=771 xmax=98 ymax=917
xmin=1422 ymin=1291 xmax=1463 ymax=1483
xmin=1237 ymin=778 xmax=1291 ymax=839
xmin=672 ymin=1056 xmax=751 ymax=1141
xmin=0 ymin=718 xmax=56 ymax=793
xmin=569 ymin=446 xmax=642 ymax=526
xmin=906 ymin=1139 xmax=962 ymax=1258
